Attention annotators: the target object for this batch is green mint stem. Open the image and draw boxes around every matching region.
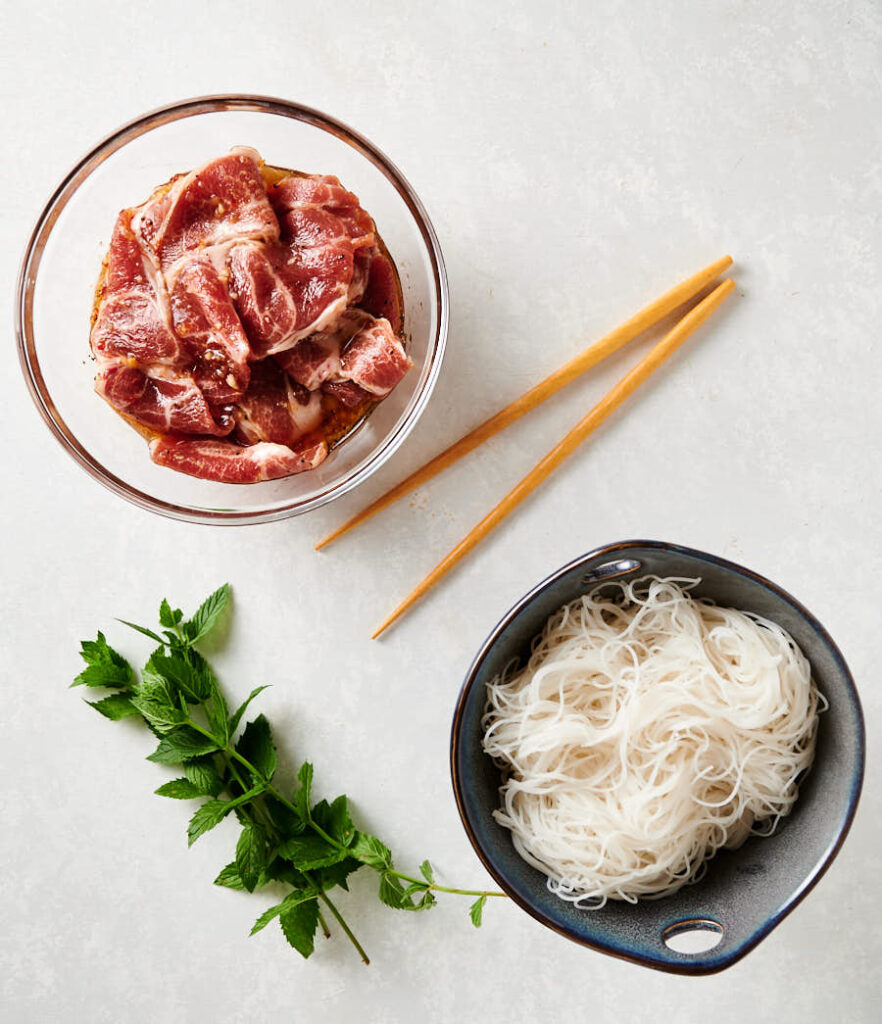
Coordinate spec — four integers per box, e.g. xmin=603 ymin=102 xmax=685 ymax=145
xmin=384 ymin=870 xmax=506 ymax=898
xmin=319 ymin=891 xmax=369 ymax=965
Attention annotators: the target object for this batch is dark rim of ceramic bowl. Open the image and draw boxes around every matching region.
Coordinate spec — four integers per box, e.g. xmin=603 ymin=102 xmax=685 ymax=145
xmin=15 ymin=94 xmax=449 ymax=525
xmin=450 ymin=539 xmax=865 ymax=974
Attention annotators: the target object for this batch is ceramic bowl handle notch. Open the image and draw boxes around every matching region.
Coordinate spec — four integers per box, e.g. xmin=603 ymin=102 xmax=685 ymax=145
xmin=580 ymin=558 xmax=642 ymax=586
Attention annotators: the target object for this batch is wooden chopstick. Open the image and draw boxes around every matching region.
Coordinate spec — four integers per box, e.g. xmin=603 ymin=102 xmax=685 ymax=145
xmin=316 ymin=254 xmax=733 ymax=550
xmin=371 ymin=277 xmax=735 ymax=638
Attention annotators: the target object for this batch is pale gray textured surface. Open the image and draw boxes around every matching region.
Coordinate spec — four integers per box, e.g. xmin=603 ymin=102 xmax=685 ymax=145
xmin=1 ymin=1 xmax=880 ymax=1021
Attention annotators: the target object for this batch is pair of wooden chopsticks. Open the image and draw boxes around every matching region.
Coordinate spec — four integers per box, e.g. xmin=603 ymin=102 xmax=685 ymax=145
xmin=317 ymin=256 xmax=736 ymax=637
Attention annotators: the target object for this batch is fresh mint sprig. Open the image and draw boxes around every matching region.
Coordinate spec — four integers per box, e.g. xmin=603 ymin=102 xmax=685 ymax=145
xmin=72 ymin=584 xmax=504 ymax=963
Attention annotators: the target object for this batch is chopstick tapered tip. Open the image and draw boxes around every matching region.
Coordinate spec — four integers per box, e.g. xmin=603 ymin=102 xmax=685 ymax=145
xmin=315 ymin=509 xmax=372 ymax=550
xmin=697 ymin=254 xmax=733 ymax=284
xmin=315 ymin=520 xmax=356 ymax=549
xmin=372 ymin=598 xmax=411 ymax=638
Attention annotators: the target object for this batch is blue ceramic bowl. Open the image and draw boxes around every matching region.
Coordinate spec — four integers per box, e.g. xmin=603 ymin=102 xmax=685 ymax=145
xmin=450 ymin=540 xmax=865 ymax=974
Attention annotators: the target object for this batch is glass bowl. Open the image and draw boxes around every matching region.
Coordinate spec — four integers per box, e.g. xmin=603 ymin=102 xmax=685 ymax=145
xmin=451 ymin=540 xmax=865 ymax=974
xmin=16 ymin=95 xmax=448 ymax=525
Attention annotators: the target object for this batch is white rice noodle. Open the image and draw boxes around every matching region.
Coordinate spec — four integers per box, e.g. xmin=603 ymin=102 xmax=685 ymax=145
xmin=481 ymin=577 xmax=824 ymax=908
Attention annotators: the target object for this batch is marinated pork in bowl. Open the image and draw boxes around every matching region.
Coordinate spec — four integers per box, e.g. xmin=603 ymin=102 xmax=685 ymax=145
xmin=18 ymin=96 xmax=447 ymax=523
xmin=92 ymin=147 xmax=411 ymax=484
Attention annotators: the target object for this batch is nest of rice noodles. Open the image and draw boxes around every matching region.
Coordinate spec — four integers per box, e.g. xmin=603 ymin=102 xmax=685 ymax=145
xmin=482 ymin=577 xmax=824 ymax=907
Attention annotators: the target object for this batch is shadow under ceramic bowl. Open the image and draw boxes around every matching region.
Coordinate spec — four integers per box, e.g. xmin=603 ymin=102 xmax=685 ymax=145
xmin=451 ymin=540 xmax=865 ymax=974
xmin=16 ymin=95 xmax=448 ymax=525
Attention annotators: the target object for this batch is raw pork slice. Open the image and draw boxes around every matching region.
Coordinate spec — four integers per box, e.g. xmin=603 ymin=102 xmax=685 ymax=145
xmin=96 ymin=365 xmax=232 ymax=437
xmin=338 ymin=317 xmax=412 ymax=397
xmin=90 ymin=211 xmax=189 ymax=368
xmin=359 ymin=252 xmax=403 ymax=333
xmin=321 ymin=379 xmax=373 ymax=409
xmin=170 ymin=256 xmax=252 ymax=404
xmin=133 ymin=148 xmax=279 ymax=281
xmin=274 ymin=309 xmax=371 ymax=390
xmin=228 ymin=172 xmax=381 ymax=356
xmin=274 ymin=335 xmax=340 ymax=391
xmin=149 ymin=435 xmax=328 ymax=483
xmin=232 ymin=360 xmax=323 ymax=446
xmin=349 ymin=247 xmax=373 ymax=305
xmin=228 ymin=239 xmax=353 ymax=357
xmin=270 ymin=175 xmax=375 ymax=253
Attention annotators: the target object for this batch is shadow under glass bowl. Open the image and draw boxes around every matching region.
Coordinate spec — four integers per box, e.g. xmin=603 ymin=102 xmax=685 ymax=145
xmin=451 ymin=540 xmax=865 ymax=974
xmin=16 ymin=95 xmax=448 ymax=525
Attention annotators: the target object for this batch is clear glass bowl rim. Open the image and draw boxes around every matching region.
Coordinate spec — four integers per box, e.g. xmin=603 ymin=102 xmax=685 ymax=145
xmin=15 ymin=94 xmax=449 ymax=525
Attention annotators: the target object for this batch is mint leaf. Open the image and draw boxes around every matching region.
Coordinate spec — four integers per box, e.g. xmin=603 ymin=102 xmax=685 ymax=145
xmin=187 ymin=799 xmax=232 ymax=846
xmin=204 ymin=691 xmax=229 ymax=745
xmin=183 ymin=756 xmax=223 ymax=797
xmin=236 ymin=715 xmax=276 ymax=782
xmin=147 ymin=729 xmax=219 ymax=765
xmin=74 ymin=662 xmax=133 ymax=689
xmin=313 ymin=795 xmax=355 ymax=847
xmin=79 ymin=632 xmax=129 ymax=668
xmin=279 ymin=897 xmax=320 ymax=959
xmin=264 ymin=794 xmax=304 ymax=838
xmin=419 ymin=860 xmax=435 ymax=884
xmin=319 ymin=858 xmax=362 ymax=892
xmin=309 ymin=799 xmax=330 ymax=824
xmin=183 ymin=584 xmax=231 ymax=644
xmin=415 ymin=890 xmax=436 ymax=911
xmin=351 ymin=832 xmax=392 ymax=870
xmin=250 ymin=888 xmax=316 ymax=936
xmin=130 ymin=675 xmax=188 ymax=732
xmin=294 ymin=762 xmax=313 ymax=824
xmin=378 ymin=872 xmax=415 ymax=910
xmin=74 ymin=634 xmax=132 ymax=689
xmin=278 ymin=834 xmax=345 ymax=871
xmin=154 ymin=778 xmax=203 ymax=800
xmin=469 ymin=894 xmax=487 ymax=927
xmin=214 ymin=862 xmax=246 ymax=890
xmin=228 ymin=685 xmax=271 ymax=737
xmin=251 ymin=902 xmax=285 ymax=936
xmin=159 ymin=599 xmax=182 ymax=628
xmin=117 ymin=620 xmax=165 ymax=644
xmin=190 ymin=649 xmax=223 ymax=703
xmin=236 ymin=821 xmax=267 ymax=893
xmin=86 ymin=694 xmax=138 ymax=719
xmin=145 ymin=651 xmax=211 ymax=703
xmin=149 ymin=649 xmax=227 ymax=741
xmin=263 ymin=857 xmax=310 ymax=889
